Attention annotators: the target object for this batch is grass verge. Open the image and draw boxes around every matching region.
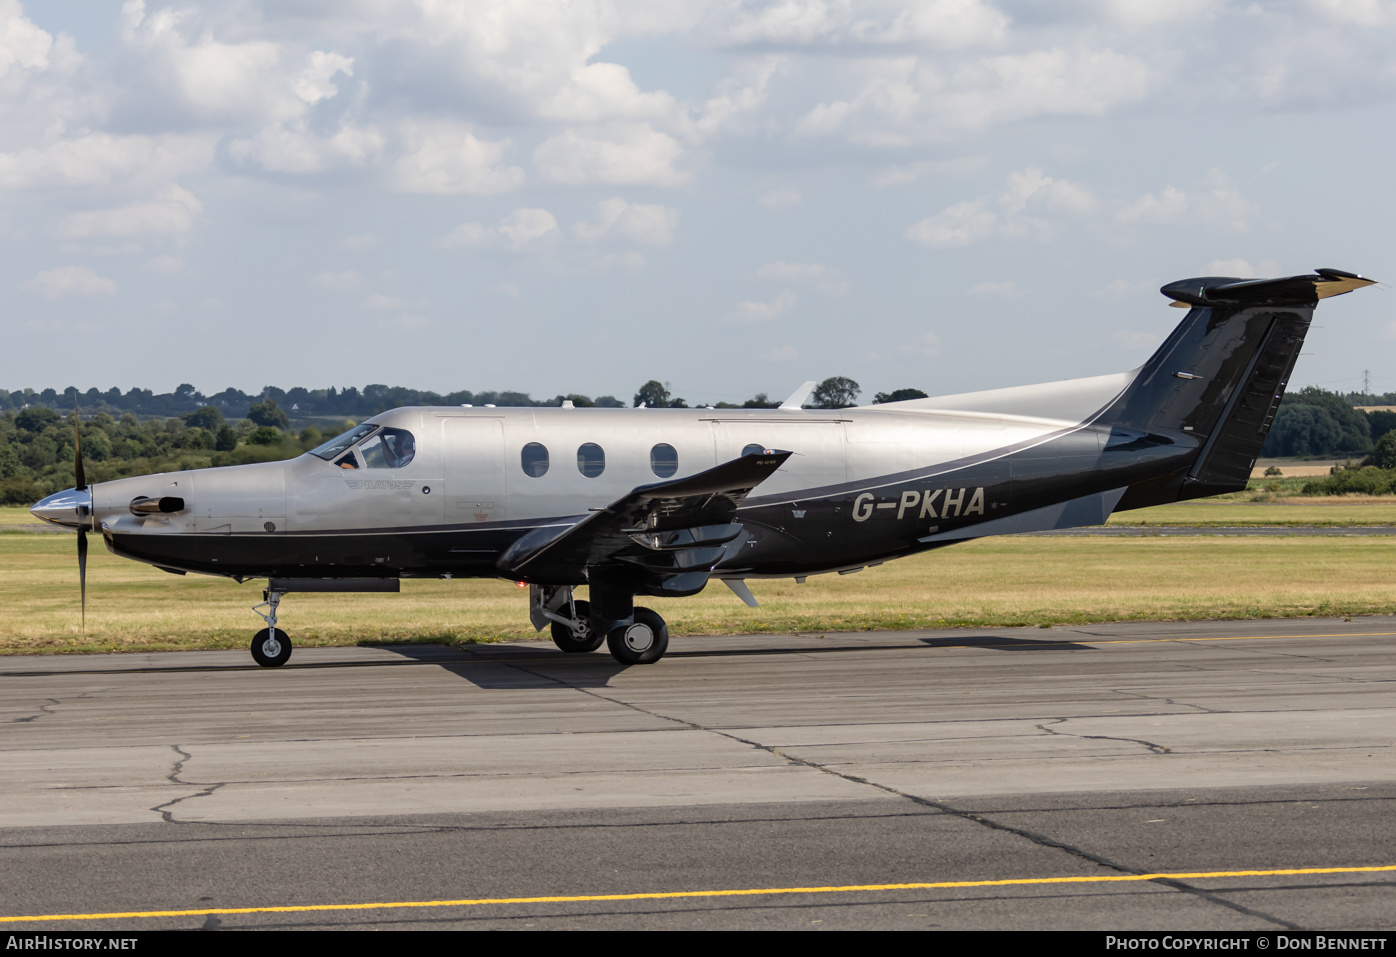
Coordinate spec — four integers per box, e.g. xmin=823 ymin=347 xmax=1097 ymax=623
xmin=3 ymin=533 xmax=1393 ymax=655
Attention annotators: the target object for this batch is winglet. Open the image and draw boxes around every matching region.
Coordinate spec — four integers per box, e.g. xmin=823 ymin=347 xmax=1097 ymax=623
xmin=780 ymin=381 xmax=817 ymax=410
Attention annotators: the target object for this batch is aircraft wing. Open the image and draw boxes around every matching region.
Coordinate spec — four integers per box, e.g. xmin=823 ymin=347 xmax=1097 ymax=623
xmin=497 ymin=450 xmax=791 ymax=587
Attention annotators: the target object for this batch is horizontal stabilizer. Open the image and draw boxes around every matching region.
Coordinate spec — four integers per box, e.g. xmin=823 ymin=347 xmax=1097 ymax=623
xmin=498 ymin=451 xmax=791 ymax=580
xmin=920 ymin=487 xmax=1127 ymax=543
xmin=1161 ymin=268 xmax=1375 ymax=308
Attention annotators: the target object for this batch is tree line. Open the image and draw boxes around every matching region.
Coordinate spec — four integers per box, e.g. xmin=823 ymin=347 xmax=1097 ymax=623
xmin=5 ymin=379 xmax=1383 ymax=507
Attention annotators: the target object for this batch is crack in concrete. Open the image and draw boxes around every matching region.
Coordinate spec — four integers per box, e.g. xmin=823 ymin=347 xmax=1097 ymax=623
xmin=1035 ymin=716 xmax=1174 ymax=755
xmin=1109 ymin=688 xmax=1221 ymax=714
xmin=12 ymin=698 xmax=60 ymax=723
xmin=150 ymin=744 xmax=224 ymax=824
xmin=10 ymin=690 xmax=104 ymax=724
xmin=501 ymin=658 xmax=1300 ymax=930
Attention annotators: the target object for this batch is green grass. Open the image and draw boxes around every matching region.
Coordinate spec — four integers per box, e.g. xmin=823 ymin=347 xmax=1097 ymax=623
xmin=4 ymin=533 xmax=1394 ymax=655
xmin=1109 ymin=499 xmax=1396 ymax=526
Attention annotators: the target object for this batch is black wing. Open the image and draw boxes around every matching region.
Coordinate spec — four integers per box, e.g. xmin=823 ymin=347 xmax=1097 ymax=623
xmin=497 ymin=450 xmax=791 ymax=589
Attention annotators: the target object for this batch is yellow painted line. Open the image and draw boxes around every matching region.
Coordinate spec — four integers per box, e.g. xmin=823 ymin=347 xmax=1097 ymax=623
xmin=4 ymin=864 xmax=1394 ymax=924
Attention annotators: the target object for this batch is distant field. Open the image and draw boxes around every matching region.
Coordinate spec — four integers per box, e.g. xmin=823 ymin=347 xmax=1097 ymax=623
xmin=1109 ymin=499 xmax=1396 ymax=526
xmin=1249 ymin=457 xmax=1345 ymax=478
xmin=12 ymin=497 xmax=1396 ymax=532
xmin=3 ymin=533 xmax=1393 ymax=656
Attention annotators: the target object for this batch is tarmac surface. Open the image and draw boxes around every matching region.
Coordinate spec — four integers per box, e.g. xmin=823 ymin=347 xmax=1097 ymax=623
xmin=2 ymin=618 xmax=1395 ymax=931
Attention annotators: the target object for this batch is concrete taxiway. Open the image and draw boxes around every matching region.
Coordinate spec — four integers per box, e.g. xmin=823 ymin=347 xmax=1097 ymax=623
xmin=2 ymin=618 xmax=1394 ymax=930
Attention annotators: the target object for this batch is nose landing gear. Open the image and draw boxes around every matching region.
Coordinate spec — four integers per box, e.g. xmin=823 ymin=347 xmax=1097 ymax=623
xmin=251 ymin=589 xmax=292 ymax=667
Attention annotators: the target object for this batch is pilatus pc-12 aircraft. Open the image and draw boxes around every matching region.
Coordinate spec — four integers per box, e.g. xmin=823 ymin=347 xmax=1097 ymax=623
xmin=32 ymin=268 xmax=1375 ymax=667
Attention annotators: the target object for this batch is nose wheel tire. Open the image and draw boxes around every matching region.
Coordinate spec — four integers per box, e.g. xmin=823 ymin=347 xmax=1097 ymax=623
xmin=550 ymin=599 xmax=604 ymax=653
xmin=251 ymin=628 xmax=292 ymax=667
xmin=605 ymin=607 xmax=669 ymax=665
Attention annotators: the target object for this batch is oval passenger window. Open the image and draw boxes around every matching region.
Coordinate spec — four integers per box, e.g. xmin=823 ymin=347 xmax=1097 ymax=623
xmin=742 ymin=443 xmax=768 ymax=457
xmin=521 ymin=442 xmax=549 ymax=478
xmin=650 ymin=443 xmax=678 ymax=478
xmin=577 ymin=442 xmax=605 ymax=478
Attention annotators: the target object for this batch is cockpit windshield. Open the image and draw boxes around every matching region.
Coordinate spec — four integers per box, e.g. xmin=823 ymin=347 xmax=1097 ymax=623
xmin=310 ymin=424 xmax=378 ymax=461
xmin=359 ymin=428 xmax=417 ymax=468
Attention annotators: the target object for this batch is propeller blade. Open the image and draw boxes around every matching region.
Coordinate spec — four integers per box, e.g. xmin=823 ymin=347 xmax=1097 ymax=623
xmin=77 ymin=527 xmax=87 ymax=635
xmin=73 ymin=398 xmax=86 ymax=491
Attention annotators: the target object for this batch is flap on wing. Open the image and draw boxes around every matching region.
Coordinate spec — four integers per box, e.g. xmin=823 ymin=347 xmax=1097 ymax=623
xmin=498 ymin=450 xmax=791 ymax=579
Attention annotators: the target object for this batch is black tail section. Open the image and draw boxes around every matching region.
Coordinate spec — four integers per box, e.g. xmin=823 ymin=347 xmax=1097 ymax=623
xmin=1098 ymin=269 xmax=1374 ymax=501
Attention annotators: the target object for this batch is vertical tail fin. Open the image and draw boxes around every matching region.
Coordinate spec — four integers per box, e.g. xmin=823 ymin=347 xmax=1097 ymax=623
xmin=1098 ymin=269 xmax=1374 ymax=499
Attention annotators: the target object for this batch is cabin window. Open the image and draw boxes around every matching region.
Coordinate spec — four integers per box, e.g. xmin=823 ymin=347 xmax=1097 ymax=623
xmin=742 ymin=443 xmax=769 ymax=457
xmin=311 ymin=424 xmax=378 ymax=461
xmin=521 ymin=442 xmax=549 ymax=477
xmin=650 ymin=443 xmax=678 ymax=478
xmin=359 ymin=428 xmax=417 ymax=468
xmin=577 ymin=442 xmax=605 ymax=478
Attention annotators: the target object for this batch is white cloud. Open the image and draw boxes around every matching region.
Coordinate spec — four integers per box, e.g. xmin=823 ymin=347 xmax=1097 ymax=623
xmin=362 ymin=294 xmax=409 ymax=310
xmin=392 ymin=123 xmax=523 ymax=195
xmin=908 ymin=167 xmax=1096 ymax=246
xmin=898 ymin=331 xmax=942 ymax=358
xmin=142 ymin=254 xmax=184 ymax=274
xmin=380 ymin=313 xmax=430 ymax=330
xmin=907 ymin=199 xmax=997 ymax=247
xmin=707 ymin=0 xmax=1009 ymax=49
xmin=442 ymin=208 xmax=559 ymax=250
xmin=1090 ymin=279 xmax=1152 ymax=300
xmin=755 ymin=261 xmax=848 ymax=295
xmin=23 ymin=265 xmax=116 ymax=298
xmin=596 ymin=251 xmax=646 ymax=269
xmin=1110 ymin=330 xmax=1160 ymax=350
xmin=228 ymin=122 xmax=385 ymax=174
xmin=441 ymin=222 xmax=494 ymax=249
xmin=969 ymin=280 xmax=1023 ymax=298
xmin=293 ymin=51 xmax=353 ymax=105
xmin=1000 ymin=167 xmax=1096 ymax=215
xmin=573 ymin=197 xmax=680 ymax=245
xmin=57 ymin=186 xmax=202 ymax=239
xmin=119 ymin=1 xmax=298 ymax=122
xmin=731 ymin=289 xmax=797 ymax=321
xmin=1117 ymin=171 xmax=1255 ymax=231
xmin=534 ymin=123 xmax=686 ymax=186
xmin=312 ymin=270 xmax=361 ymax=291
xmin=760 ymin=186 xmax=803 ymax=208
xmin=538 ymin=61 xmax=676 ymax=122
xmin=340 ymin=233 xmax=379 ymax=251
xmin=0 ymin=0 xmax=52 ymax=79
xmin=499 ymin=208 xmax=560 ymax=248
xmin=869 ymin=155 xmax=989 ymax=187
xmin=1202 ymin=258 xmax=1282 ymax=278
xmin=0 ymin=134 xmax=214 ymax=191
xmin=966 ymin=48 xmax=1151 ymax=123
xmin=764 ymin=344 xmax=799 ymax=361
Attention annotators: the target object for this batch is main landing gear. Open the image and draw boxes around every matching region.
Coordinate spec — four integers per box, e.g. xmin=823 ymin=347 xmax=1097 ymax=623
xmin=251 ymin=588 xmax=292 ymax=667
xmin=533 ymin=585 xmax=669 ymax=664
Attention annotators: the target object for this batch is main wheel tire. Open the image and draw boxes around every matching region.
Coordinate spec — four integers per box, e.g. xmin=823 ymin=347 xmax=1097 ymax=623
xmin=605 ymin=607 xmax=669 ymax=665
xmin=550 ymin=599 xmax=603 ymax=653
xmin=251 ymin=628 xmax=292 ymax=667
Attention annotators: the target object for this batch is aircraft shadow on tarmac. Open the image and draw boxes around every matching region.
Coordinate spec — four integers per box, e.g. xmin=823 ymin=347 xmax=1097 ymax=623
xmin=916 ymin=634 xmax=1093 ymax=651
xmin=374 ymin=642 xmax=630 ymax=689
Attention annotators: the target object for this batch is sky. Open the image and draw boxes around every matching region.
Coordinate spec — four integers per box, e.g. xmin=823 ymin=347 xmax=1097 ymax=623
xmin=3 ymin=0 xmax=1394 ymax=405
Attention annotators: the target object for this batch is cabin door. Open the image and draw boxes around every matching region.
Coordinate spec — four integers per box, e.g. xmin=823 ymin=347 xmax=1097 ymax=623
xmin=441 ymin=416 xmax=507 ymax=525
